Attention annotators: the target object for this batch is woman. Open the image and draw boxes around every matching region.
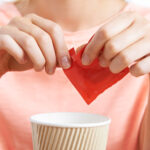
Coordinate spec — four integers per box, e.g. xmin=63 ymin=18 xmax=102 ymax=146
xmin=0 ymin=0 xmax=150 ymax=149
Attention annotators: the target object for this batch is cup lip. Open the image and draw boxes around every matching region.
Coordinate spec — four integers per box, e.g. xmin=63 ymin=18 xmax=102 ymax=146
xmin=30 ymin=112 xmax=111 ymax=128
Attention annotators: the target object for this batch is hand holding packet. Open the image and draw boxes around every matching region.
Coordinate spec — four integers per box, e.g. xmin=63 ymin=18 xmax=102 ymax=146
xmin=63 ymin=36 xmax=129 ymax=104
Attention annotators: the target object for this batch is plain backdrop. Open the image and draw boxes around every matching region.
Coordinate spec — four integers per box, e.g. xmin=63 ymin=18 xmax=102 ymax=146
xmin=0 ymin=0 xmax=150 ymax=7
xmin=127 ymin=0 xmax=150 ymax=6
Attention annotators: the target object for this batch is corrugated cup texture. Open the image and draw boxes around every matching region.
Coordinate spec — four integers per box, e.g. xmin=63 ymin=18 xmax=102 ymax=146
xmin=31 ymin=123 xmax=109 ymax=150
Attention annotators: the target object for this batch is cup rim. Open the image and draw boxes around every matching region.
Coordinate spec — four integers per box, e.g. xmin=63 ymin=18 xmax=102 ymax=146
xmin=30 ymin=112 xmax=111 ymax=128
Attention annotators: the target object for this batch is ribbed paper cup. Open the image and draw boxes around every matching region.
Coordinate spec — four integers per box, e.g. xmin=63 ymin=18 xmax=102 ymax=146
xmin=30 ymin=112 xmax=111 ymax=150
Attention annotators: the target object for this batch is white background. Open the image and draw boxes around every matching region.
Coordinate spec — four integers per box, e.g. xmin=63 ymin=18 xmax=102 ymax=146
xmin=0 ymin=0 xmax=150 ymax=7
xmin=127 ymin=0 xmax=150 ymax=6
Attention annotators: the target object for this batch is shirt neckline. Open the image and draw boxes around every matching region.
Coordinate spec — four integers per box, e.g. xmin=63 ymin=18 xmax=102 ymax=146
xmin=9 ymin=2 xmax=129 ymax=37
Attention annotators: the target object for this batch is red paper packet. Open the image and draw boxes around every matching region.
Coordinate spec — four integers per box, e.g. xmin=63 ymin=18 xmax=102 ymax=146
xmin=63 ymin=39 xmax=129 ymax=104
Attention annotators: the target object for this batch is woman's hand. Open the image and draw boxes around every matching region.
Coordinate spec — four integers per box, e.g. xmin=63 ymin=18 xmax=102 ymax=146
xmin=82 ymin=12 xmax=150 ymax=77
xmin=0 ymin=14 xmax=71 ymax=76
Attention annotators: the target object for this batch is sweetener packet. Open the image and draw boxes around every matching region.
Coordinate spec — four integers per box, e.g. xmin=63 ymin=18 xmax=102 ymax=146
xmin=63 ymin=40 xmax=129 ymax=104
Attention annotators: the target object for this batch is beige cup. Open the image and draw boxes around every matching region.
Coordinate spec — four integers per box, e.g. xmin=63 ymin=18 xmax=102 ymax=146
xmin=30 ymin=112 xmax=111 ymax=150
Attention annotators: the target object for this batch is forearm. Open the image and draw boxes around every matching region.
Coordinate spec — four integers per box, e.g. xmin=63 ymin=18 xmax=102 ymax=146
xmin=139 ymin=76 xmax=150 ymax=150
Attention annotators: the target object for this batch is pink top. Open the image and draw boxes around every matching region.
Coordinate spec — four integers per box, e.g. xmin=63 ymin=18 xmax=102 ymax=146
xmin=0 ymin=2 xmax=150 ymax=150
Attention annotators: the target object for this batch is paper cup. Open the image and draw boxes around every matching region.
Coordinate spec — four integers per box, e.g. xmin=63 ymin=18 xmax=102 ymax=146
xmin=30 ymin=112 xmax=111 ymax=150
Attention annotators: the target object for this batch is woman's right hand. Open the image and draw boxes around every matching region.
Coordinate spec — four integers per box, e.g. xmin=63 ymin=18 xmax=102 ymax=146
xmin=0 ymin=13 xmax=71 ymax=76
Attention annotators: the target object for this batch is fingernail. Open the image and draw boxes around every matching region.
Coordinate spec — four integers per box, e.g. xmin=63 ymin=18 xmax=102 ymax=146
xmin=48 ymin=68 xmax=54 ymax=74
xmin=99 ymin=59 xmax=108 ymax=67
xmin=82 ymin=54 xmax=90 ymax=65
xmin=61 ymin=56 xmax=71 ymax=69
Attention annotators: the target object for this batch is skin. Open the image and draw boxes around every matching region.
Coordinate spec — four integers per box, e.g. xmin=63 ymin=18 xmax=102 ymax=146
xmin=0 ymin=14 xmax=71 ymax=75
xmin=0 ymin=0 xmax=125 ymax=75
xmin=16 ymin=0 xmax=126 ymax=31
xmin=82 ymin=12 xmax=150 ymax=77
xmin=0 ymin=0 xmax=149 ymax=149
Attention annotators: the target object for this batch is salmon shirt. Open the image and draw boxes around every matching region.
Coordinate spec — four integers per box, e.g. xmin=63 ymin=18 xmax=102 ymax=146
xmin=0 ymin=2 xmax=150 ymax=150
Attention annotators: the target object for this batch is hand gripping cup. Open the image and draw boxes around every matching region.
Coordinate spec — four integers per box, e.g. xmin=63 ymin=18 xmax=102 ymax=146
xmin=30 ymin=112 xmax=111 ymax=150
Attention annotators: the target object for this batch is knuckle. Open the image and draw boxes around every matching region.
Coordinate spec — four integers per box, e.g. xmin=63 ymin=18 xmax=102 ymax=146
xmin=25 ymin=13 xmax=37 ymax=19
xmin=38 ymin=33 xmax=51 ymax=43
xmin=130 ymin=64 xmax=143 ymax=77
xmin=118 ymin=53 xmax=128 ymax=64
xmin=0 ymin=35 xmax=10 ymax=47
xmin=0 ymin=25 xmax=18 ymax=34
xmin=9 ymin=17 xmax=22 ymax=24
xmin=119 ymin=52 xmax=130 ymax=65
xmin=23 ymin=36 xmax=35 ymax=48
xmin=134 ymin=64 xmax=143 ymax=74
xmin=104 ymin=40 xmax=117 ymax=59
xmin=51 ymin=24 xmax=62 ymax=34
xmin=31 ymin=28 xmax=38 ymax=34
xmin=30 ymin=28 xmax=39 ymax=36
xmin=35 ymin=58 xmax=46 ymax=71
xmin=99 ymin=27 xmax=109 ymax=40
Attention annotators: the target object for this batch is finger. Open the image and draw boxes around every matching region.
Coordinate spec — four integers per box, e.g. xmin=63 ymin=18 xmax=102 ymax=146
xmin=76 ymin=44 xmax=87 ymax=53
xmin=8 ymin=57 xmax=33 ymax=71
xmin=10 ymin=17 xmax=56 ymax=74
xmin=103 ymin=18 xmax=150 ymax=60
xmin=99 ymin=54 xmax=110 ymax=67
xmin=0 ymin=26 xmax=46 ymax=71
xmin=130 ymin=55 xmax=150 ymax=77
xmin=25 ymin=14 xmax=71 ymax=69
xmin=0 ymin=34 xmax=25 ymax=64
xmin=82 ymin=12 xmax=135 ymax=65
xmin=109 ymin=37 xmax=150 ymax=73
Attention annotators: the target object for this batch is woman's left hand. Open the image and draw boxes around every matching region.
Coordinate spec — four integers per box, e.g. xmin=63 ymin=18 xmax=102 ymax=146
xmin=82 ymin=12 xmax=150 ymax=77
